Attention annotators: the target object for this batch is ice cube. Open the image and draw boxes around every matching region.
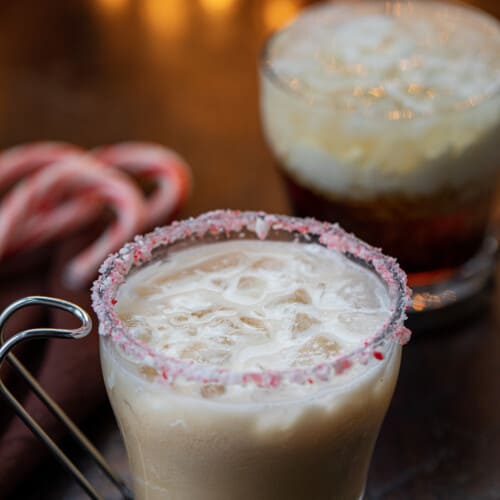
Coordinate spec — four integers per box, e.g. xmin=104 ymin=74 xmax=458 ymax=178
xmin=213 ymin=317 xmax=240 ymax=335
xmin=198 ymin=252 xmax=246 ymax=273
xmin=210 ymin=278 xmax=228 ymax=290
xmin=180 ymin=342 xmax=231 ymax=366
xmin=213 ymin=334 xmax=235 ymax=346
xmin=294 ymin=335 xmax=340 ymax=367
xmin=292 ymin=313 xmax=319 ymax=334
xmin=135 ymin=284 xmax=163 ymax=297
xmin=250 ymin=257 xmax=285 ymax=271
xmin=236 ymin=276 xmax=266 ymax=298
xmin=183 ymin=326 xmax=198 ymax=337
xmin=192 ymin=307 xmax=217 ymax=319
xmin=275 ymin=288 xmax=312 ymax=305
xmin=153 ymin=267 xmax=197 ymax=286
xmin=131 ymin=325 xmax=153 ymax=343
xmin=240 ymin=316 xmax=267 ymax=331
xmin=200 ymin=384 xmax=226 ymax=398
xmin=336 ymin=279 xmax=382 ymax=310
xmin=139 ymin=365 xmax=158 ymax=381
xmin=238 ymin=316 xmax=270 ymax=341
xmin=153 ymin=252 xmax=245 ymax=286
xmin=336 ymin=311 xmax=387 ymax=339
xmin=168 ymin=314 xmax=190 ymax=325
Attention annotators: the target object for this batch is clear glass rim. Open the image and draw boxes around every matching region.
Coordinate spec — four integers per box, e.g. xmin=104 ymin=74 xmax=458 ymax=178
xmin=260 ymin=0 xmax=500 ymax=119
xmin=92 ymin=210 xmax=411 ymax=388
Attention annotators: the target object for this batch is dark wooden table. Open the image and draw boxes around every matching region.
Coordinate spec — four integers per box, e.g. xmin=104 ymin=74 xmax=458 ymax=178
xmin=1 ymin=0 xmax=499 ymax=498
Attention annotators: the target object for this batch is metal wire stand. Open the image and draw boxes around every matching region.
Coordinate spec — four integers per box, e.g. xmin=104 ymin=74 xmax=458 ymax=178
xmin=0 ymin=296 xmax=133 ymax=499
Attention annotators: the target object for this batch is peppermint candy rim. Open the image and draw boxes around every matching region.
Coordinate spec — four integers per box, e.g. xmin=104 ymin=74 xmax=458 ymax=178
xmin=92 ymin=210 xmax=411 ymax=389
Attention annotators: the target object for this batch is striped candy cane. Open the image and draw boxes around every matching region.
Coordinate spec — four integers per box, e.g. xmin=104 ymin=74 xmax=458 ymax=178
xmin=0 ymin=142 xmax=191 ymax=288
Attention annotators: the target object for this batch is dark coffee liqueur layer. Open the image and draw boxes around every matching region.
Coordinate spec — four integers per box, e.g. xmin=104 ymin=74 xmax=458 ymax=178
xmin=282 ymin=171 xmax=494 ymax=274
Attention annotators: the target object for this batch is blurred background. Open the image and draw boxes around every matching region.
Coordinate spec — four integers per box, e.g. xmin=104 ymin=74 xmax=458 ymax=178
xmin=0 ymin=0 xmax=499 ymax=498
xmin=0 ymin=0 xmax=498 ymax=214
xmin=0 ymin=0 xmax=310 ymax=216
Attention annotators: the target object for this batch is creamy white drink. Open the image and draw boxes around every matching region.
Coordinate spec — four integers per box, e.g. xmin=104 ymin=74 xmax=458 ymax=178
xmin=93 ymin=211 xmax=410 ymax=500
xmin=260 ymin=1 xmax=500 ymax=274
xmin=116 ymin=240 xmax=392 ymax=373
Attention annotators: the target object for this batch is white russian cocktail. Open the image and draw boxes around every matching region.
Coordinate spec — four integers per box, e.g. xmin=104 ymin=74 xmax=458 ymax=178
xmin=92 ymin=211 xmax=410 ymax=500
xmin=260 ymin=1 xmax=500 ymax=276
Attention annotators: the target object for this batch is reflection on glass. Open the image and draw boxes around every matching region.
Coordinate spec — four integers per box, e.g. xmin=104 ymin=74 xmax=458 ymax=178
xmin=263 ymin=0 xmax=300 ymax=31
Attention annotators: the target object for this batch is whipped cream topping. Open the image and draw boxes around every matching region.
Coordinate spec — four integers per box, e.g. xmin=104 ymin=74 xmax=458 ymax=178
xmin=260 ymin=1 xmax=500 ymax=198
xmin=266 ymin=2 xmax=500 ymax=113
xmin=116 ymin=239 xmax=391 ymax=372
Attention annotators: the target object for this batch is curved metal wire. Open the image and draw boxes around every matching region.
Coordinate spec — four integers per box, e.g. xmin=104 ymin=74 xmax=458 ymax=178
xmin=0 ymin=296 xmax=133 ymax=499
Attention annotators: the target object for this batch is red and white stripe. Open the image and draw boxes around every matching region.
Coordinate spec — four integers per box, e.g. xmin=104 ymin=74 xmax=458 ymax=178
xmin=0 ymin=141 xmax=83 ymax=189
xmin=0 ymin=141 xmax=191 ymax=288
xmin=93 ymin=142 xmax=191 ymax=228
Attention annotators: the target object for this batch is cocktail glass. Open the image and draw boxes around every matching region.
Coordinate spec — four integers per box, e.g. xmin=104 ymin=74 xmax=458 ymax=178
xmin=259 ymin=0 xmax=500 ymax=315
xmin=92 ymin=210 xmax=410 ymax=500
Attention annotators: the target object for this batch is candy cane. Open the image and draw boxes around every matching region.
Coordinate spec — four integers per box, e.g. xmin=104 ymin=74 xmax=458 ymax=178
xmin=0 ymin=155 xmax=146 ymax=289
xmin=0 ymin=142 xmax=83 ymax=189
xmin=7 ymin=189 xmax=103 ymax=254
xmin=0 ymin=144 xmax=100 ymax=251
xmin=0 ymin=141 xmax=191 ymax=288
xmin=3 ymin=142 xmax=191 ymax=250
xmin=93 ymin=142 xmax=191 ymax=228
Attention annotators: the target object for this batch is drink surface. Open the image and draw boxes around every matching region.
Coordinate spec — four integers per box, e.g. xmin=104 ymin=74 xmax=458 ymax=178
xmin=261 ymin=1 xmax=500 ymax=199
xmin=116 ymin=239 xmax=391 ymax=372
xmin=267 ymin=2 xmax=499 ymax=114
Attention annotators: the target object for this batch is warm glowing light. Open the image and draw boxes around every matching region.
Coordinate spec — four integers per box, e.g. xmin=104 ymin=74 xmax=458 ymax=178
xmin=94 ymin=0 xmax=128 ymax=14
xmin=411 ymin=289 xmax=456 ymax=312
xmin=411 ymin=293 xmax=426 ymax=312
xmin=199 ymin=0 xmax=237 ymax=14
xmin=368 ymin=87 xmax=385 ymax=98
xmin=407 ymin=83 xmax=422 ymax=95
xmin=387 ymin=110 xmax=401 ymax=120
xmin=387 ymin=109 xmax=414 ymax=120
xmin=263 ymin=0 xmax=300 ymax=31
xmin=141 ymin=0 xmax=188 ymax=38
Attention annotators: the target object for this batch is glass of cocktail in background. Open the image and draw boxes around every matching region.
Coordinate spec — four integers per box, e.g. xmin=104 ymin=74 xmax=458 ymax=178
xmin=260 ymin=0 xmax=500 ymax=313
xmin=92 ymin=211 xmax=410 ymax=500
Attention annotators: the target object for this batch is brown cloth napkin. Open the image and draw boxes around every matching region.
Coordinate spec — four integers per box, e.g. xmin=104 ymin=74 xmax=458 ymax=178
xmin=0 ymin=226 xmax=108 ymax=498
